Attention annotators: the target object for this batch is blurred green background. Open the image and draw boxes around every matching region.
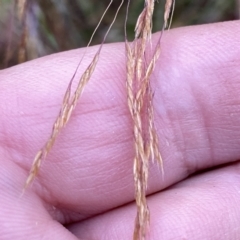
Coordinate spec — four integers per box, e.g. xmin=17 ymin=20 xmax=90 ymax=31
xmin=0 ymin=0 xmax=238 ymax=69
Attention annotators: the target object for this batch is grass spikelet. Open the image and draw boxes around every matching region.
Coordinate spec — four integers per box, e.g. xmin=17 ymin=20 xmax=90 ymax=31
xmin=24 ymin=52 xmax=99 ymax=188
xmin=164 ymin=0 xmax=175 ymax=29
xmin=24 ymin=0 xmax=174 ymax=238
xmin=125 ymin=0 xmax=174 ymax=239
xmin=25 ymin=0 xmax=124 ymax=188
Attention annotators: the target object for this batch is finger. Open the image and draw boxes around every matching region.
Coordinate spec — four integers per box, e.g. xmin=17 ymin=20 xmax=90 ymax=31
xmin=68 ymin=161 xmax=240 ymax=240
xmin=1 ymin=20 xmax=240 ymax=219
xmin=0 ymin=152 xmax=79 ymax=240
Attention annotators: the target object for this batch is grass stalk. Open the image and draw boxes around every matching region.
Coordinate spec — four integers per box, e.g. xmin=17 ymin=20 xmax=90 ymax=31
xmin=125 ymin=0 xmax=174 ymax=239
xmin=25 ymin=0 xmax=124 ymax=188
xmin=24 ymin=0 xmax=174 ymax=239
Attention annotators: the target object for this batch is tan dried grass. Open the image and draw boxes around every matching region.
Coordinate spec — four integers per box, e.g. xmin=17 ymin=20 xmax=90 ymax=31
xmin=164 ymin=0 xmax=175 ymax=29
xmin=125 ymin=0 xmax=174 ymax=239
xmin=25 ymin=0 xmax=174 ymax=239
xmin=25 ymin=0 xmax=124 ymax=188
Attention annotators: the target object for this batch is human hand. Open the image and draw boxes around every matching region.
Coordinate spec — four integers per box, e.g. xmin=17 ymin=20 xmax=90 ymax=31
xmin=1 ymin=20 xmax=240 ymax=239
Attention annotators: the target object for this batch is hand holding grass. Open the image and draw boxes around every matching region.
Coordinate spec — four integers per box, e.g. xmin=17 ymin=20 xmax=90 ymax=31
xmin=0 ymin=21 xmax=240 ymax=239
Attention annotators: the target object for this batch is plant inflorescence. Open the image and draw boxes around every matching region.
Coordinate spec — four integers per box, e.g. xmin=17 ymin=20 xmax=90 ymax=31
xmin=0 ymin=0 xmax=237 ymax=239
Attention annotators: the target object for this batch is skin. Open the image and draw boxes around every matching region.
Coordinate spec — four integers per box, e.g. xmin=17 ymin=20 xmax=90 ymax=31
xmin=0 ymin=20 xmax=240 ymax=239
